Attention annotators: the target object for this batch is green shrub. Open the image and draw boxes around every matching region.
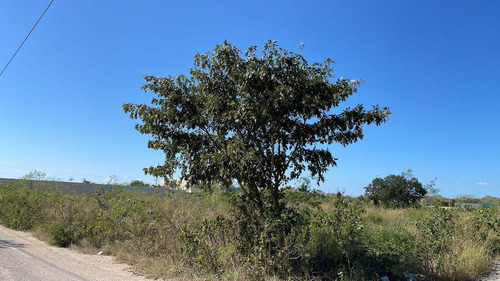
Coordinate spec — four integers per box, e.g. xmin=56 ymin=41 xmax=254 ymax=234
xmin=290 ymin=194 xmax=368 ymax=280
xmin=179 ymin=216 xmax=233 ymax=276
xmin=49 ymin=222 xmax=77 ymax=247
xmin=1 ymin=181 xmax=499 ymax=281
xmin=414 ymin=208 xmax=455 ymax=280
xmin=364 ymin=224 xmax=419 ymax=280
xmin=0 ymin=183 xmax=45 ymax=230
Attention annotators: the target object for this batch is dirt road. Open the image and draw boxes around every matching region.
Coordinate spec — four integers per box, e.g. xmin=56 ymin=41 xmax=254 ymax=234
xmin=2 ymin=222 xmax=497 ymax=281
xmin=0 ymin=224 xmax=153 ymax=281
xmin=477 ymin=261 xmax=500 ymax=281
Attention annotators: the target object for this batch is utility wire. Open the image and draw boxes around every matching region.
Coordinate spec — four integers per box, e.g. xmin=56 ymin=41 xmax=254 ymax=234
xmin=0 ymin=0 xmax=54 ymax=78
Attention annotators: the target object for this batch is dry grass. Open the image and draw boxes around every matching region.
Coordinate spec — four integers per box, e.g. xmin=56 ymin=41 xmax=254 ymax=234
xmin=1 ymin=182 xmax=498 ymax=281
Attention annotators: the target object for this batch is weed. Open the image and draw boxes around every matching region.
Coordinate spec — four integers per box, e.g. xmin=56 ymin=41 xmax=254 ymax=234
xmin=0 ymin=181 xmax=499 ymax=281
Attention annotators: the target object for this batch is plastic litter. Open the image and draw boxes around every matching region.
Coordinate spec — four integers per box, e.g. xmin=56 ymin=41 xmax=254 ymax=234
xmin=405 ymin=273 xmax=419 ymax=281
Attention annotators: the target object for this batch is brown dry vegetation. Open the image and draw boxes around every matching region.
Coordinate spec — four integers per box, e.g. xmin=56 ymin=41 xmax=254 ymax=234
xmin=0 ymin=180 xmax=498 ymax=281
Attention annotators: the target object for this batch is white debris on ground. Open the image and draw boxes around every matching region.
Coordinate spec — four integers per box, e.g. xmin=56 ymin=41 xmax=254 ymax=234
xmin=0 ymin=224 xmax=154 ymax=281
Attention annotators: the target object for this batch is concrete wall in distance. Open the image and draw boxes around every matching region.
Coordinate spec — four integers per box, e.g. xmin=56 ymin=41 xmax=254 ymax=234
xmin=0 ymin=178 xmax=184 ymax=196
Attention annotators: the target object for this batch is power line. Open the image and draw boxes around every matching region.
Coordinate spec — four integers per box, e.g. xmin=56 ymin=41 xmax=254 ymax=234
xmin=0 ymin=0 xmax=54 ymax=78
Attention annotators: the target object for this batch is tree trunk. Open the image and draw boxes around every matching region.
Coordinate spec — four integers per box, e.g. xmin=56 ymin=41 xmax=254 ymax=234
xmin=271 ymin=186 xmax=284 ymax=249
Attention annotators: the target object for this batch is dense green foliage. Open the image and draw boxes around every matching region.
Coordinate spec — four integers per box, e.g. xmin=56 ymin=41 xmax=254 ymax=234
xmin=128 ymin=180 xmax=150 ymax=187
xmin=365 ymin=170 xmax=428 ymax=208
xmin=1 ymin=181 xmax=498 ymax=281
xmin=124 ymin=40 xmax=390 ymax=186
xmin=123 ymin=41 xmax=390 ymax=252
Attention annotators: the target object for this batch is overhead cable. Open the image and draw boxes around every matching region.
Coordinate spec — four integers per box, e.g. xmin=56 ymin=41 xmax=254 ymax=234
xmin=0 ymin=0 xmax=55 ymax=78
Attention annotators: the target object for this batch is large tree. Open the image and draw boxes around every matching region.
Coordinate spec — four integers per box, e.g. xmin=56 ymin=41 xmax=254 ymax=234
xmin=365 ymin=170 xmax=428 ymax=207
xmin=124 ymin=40 xmax=390 ymax=239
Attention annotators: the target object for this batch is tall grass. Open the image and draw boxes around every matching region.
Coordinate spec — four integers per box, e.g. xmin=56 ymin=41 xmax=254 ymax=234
xmin=0 ymin=181 xmax=498 ymax=281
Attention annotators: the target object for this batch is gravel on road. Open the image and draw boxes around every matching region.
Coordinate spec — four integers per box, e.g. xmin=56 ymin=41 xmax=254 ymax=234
xmin=0 ymin=224 xmax=153 ymax=281
xmin=477 ymin=261 xmax=500 ymax=281
xmin=2 ymin=222 xmax=497 ymax=281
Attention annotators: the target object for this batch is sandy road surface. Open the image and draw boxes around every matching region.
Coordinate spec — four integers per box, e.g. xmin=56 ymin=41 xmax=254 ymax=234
xmin=0 ymin=224 xmax=153 ymax=281
xmin=477 ymin=261 xmax=500 ymax=281
xmin=2 ymin=222 xmax=497 ymax=281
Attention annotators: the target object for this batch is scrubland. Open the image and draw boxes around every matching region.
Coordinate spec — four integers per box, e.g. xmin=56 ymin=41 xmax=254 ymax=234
xmin=0 ymin=180 xmax=498 ymax=281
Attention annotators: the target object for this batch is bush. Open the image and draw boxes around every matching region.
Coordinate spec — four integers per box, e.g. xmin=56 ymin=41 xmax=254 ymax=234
xmin=0 ymin=182 xmax=45 ymax=230
xmin=414 ymin=208 xmax=455 ymax=280
xmin=0 ymin=181 xmax=498 ymax=281
xmin=365 ymin=170 xmax=427 ymax=208
xmin=364 ymin=224 xmax=419 ymax=280
xmin=49 ymin=222 xmax=77 ymax=247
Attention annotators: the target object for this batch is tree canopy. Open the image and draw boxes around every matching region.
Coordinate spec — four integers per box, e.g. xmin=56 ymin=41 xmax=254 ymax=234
xmin=365 ymin=170 xmax=428 ymax=207
xmin=129 ymin=179 xmax=150 ymax=187
xmin=124 ymin=40 xmax=390 ymax=215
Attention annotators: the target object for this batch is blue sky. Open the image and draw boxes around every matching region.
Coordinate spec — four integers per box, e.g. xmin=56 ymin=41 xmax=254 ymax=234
xmin=0 ymin=1 xmax=498 ymax=198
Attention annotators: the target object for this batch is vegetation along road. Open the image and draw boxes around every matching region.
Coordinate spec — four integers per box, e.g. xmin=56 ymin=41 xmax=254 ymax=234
xmin=477 ymin=261 xmax=500 ymax=281
xmin=0 ymin=224 xmax=152 ymax=281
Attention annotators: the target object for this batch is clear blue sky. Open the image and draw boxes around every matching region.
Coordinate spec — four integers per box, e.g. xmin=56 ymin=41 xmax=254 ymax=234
xmin=1 ymin=1 xmax=498 ymax=198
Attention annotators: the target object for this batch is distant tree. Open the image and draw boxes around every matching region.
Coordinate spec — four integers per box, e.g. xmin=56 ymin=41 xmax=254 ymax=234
xmin=455 ymin=195 xmax=480 ymax=203
xmin=365 ymin=170 xmax=427 ymax=208
xmin=129 ymin=179 xmax=150 ymax=187
xmin=81 ymin=178 xmax=93 ymax=184
xmin=425 ymin=178 xmax=439 ymax=196
xmin=105 ymin=175 xmax=118 ymax=185
xmin=22 ymin=170 xmax=46 ymax=180
xmin=124 ymin=40 xmax=390 ymax=247
xmin=21 ymin=170 xmax=49 ymax=189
